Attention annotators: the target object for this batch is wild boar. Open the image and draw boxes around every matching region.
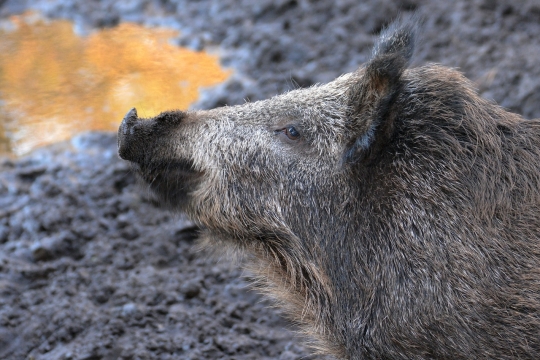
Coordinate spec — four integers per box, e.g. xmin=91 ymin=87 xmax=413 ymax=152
xmin=117 ymin=17 xmax=540 ymax=359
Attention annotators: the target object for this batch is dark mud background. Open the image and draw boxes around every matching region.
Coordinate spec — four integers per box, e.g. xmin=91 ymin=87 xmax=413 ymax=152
xmin=1 ymin=0 xmax=540 ymax=359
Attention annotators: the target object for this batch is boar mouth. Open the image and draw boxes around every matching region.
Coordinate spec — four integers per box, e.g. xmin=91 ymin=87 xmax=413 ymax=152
xmin=132 ymin=158 xmax=203 ymax=207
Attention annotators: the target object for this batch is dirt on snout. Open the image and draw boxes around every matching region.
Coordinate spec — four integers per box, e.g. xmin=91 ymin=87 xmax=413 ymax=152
xmin=1 ymin=0 xmax=540 ymax=359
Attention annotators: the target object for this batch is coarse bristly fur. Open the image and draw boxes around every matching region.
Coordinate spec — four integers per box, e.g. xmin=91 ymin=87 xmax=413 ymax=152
xmin=118 ymin=15 xmax=540 ymax=360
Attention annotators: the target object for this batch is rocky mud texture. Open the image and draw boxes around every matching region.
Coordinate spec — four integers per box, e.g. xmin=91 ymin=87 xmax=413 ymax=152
xmin=1 ymin=0 xmax=540 ymax=359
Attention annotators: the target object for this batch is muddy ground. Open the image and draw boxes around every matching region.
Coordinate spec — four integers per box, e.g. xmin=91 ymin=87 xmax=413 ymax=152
xmin=1 ymin=0 xmax=540 ymax=359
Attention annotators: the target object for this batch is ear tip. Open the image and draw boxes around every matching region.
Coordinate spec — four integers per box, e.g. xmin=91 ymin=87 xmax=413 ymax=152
xmin=382 ymin=12 xmax=424 ymax=37
xmin=372 ymin=13 xmax=423 ymax=62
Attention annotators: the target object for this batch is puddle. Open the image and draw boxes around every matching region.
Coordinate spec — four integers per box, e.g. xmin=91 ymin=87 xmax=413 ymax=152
xmin=0 ymin=12 xmax=231 ymax=156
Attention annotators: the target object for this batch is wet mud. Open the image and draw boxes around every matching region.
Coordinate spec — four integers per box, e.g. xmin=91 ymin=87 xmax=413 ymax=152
xmin=1 ymin=0 xmax=540 ymax=359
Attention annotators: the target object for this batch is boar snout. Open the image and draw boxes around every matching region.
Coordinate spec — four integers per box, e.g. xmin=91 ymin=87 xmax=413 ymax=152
xmin=119 ymin=107 xmax=138 ymax=137
xmin=118 ymin=107 xmax=188 ymax=163
xmin=118 ymin=107 xmax=200 ymax=207
xmin=118 ymin=107 xmax=145 ymax=162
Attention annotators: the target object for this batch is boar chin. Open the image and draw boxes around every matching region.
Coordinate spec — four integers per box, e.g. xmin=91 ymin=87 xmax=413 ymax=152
xmin=132 ymin=158 xmax=202 ymax=209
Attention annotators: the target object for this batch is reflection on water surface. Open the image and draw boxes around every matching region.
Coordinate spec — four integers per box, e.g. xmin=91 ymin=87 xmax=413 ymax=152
xmin=0 ymin=12 xmax=230 ymax=156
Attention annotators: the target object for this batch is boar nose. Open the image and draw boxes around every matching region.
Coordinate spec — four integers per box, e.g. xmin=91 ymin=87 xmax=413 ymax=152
xmin=120 ymin=108 xmax=138 ymax=133
xmin=118 ymin=108 xmax=144 ymax=162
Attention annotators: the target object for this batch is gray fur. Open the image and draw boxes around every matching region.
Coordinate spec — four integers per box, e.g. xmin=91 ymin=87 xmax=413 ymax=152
xmin=118 ymin=18 xmax=540 ymax=359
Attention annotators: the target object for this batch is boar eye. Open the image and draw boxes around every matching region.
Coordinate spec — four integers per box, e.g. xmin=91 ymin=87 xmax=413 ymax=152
xmin=285 ymin=126 xmax=300 ymax=139
xmin=277 ymin=126 xmax=300 ymax=140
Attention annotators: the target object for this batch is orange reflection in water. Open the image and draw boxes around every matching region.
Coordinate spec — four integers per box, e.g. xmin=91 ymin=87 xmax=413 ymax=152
xmin=0 ymin=12 xmax=230 ymax=155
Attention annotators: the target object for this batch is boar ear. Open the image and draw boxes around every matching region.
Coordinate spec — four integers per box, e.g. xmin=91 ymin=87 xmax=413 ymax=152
xmin=344 ymin=15 xmax=419 ymax=163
